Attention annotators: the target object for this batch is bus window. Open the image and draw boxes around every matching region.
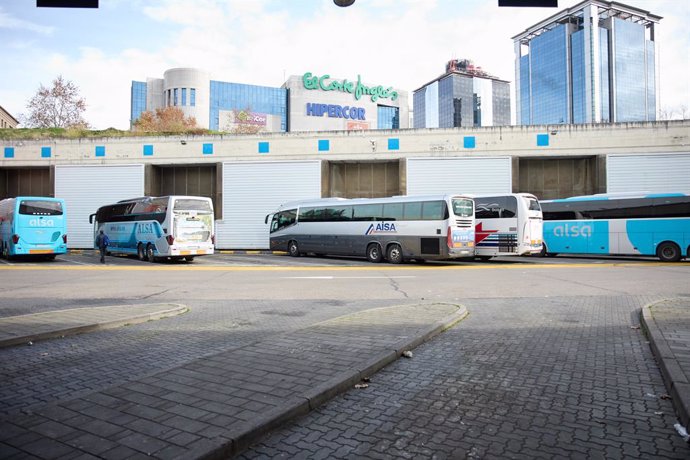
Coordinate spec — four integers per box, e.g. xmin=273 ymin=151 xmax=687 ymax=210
xmin=19 ymin=200 xmax=63 ymax=216
xmin=352 ymin=204 xmax=382 ymax=221
xmin=382 ymin=203 xmax=403 ymax=221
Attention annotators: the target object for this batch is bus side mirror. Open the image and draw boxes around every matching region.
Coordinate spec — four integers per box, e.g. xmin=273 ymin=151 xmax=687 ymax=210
xmin=264 ymin=215 xmax=269 ymax=224
xmin=89 ymin=213 xmax=95 ymax=224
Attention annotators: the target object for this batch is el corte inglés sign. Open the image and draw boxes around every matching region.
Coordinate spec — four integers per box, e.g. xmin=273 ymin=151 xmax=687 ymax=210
xmin=302 ymin=72 xmax=398 ymax=103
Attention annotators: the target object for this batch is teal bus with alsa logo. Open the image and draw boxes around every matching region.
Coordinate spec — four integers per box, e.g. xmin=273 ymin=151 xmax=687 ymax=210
xmin=540 ymin=193 xmax=690 ymax=262
xmin=0 ymin=196 xmax=67 ymax=260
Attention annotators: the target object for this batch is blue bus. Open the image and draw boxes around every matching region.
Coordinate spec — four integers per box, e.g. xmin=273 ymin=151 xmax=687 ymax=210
xmin=540 ymin=193 xmax=690 ymax=262
xmin=0 ymin=196 xmax=68 ymax=260
xmin=89 ymin=195 xmax=215 ymax=262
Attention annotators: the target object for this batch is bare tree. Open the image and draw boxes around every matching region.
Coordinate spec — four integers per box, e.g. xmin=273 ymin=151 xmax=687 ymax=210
xmin=25 ymin=76 xmax=88 ymax=128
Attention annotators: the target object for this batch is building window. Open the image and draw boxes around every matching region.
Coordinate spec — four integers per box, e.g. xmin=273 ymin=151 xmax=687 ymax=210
xmin=190 ymin=88 xmax=196 ymax=107
xmin=181 ymin=88 xmax=187 ymax=106
xmin=173 ymin=88 xmax=178 ymax=106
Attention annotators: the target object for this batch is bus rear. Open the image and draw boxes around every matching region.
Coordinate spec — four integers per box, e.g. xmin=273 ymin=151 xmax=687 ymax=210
xmin=473 ymin=193 xmax=543 ymax=258
xmin=165 ymin=196 xmax=215 ymax=259
xmin=1 ymin=197 xmax=67 ymax=259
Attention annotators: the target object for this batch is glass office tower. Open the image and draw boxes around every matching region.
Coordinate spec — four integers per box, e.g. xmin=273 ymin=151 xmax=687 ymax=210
xmin=514 ymin=0 xmax=660 ymax=125
xmin=413 ymin=59 xmax=511 ymax=129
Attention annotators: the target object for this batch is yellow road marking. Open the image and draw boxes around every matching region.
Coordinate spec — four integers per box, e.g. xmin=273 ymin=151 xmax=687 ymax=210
xmin=0 ymin=262 xmax=677 ymax=271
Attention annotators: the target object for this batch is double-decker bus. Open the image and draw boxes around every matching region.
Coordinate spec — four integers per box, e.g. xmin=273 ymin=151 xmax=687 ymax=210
xmin=540 ymin=192 xmax=690 ymax=262
xmin=0 ymin=196 xmax=67 ymax=260
xmin=89 ymin=195 xmax=214 ymax=262
xmin=265 ymin=194 xmax=475 ymax=264
xmin=472 ymin=193 xmax=543 ymax=260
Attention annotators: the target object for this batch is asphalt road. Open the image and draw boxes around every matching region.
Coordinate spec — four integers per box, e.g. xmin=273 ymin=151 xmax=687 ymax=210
xmin=1 ymin=252 xmax=689 ymax=458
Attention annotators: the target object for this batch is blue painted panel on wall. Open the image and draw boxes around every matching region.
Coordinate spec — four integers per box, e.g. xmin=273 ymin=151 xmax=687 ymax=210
xmin=143 ymin=145 xmax=154 ymax=156
xmin=203 ymin=143 xmax=213 ymax=155
xmin=258 ymin=142 xmax=269 ymax=154
xmin=463 ymin=136 xmax=476 ymax=149
xmin=4 ymin=147 xmax=14 ymax=158
xmin=318 ymin=139 xmax=330 ymax=152
xmin=95 ymin=146 xmax=106 ymax=157
xmin=537 ymin=134 xmax=549 ymax=146
xmin=41 ymin=147 xmax=51 ymax=158
xmin=388 ymin=138 xmax=400 ymax=150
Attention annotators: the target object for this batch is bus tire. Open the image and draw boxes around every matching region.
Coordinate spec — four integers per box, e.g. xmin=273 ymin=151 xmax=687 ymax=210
xmin=537 ymin=243 xmax=547 ymax=257
xmin=146 ymin=244 xmax=156 ymax=262
xmin=288 ymin=240 xmax=300 ymax=257
xmin=366 ymin=243 xmax=383 ymax=263
xmin=386 ymin=243 xmax=403 ymax=264
xmin=657 ymin=241 xmax=681 ymax=262
xmin=185 ymin=256 xmax=195 ymax=262
xmin=137 ymin=243 xmax=146 ymax=261
xmin=476 ymin=256 xmax=493 ymax=261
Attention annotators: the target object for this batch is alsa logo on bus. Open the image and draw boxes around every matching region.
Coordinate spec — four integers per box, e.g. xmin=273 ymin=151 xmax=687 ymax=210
xmin=366 ymin=222 xmax=397 ymax=234
xmin=552 ymin=223 xmax=592 ymax=237
xmin=137 ymin=222 xmax=157 ymax=235
xmin=28 ymin=218 xmax=54 ymax=227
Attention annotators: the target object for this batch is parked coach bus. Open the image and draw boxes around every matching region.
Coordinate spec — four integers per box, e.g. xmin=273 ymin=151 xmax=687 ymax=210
xmin=472 ymin=193 xmax=543 ymax=260
xmin=265 ymin=194 xmax=476 ymax=264
xmin=89 ymin=195 xmax=215 ymax=262
xmin=0 ymin=196 xmax=67 ymax=260
xmin=540 ymin=192 xmax=690 ymax=262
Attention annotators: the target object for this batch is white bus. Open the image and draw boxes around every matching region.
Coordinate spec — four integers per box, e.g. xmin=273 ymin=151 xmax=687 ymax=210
xmin=89 ymin=195 xmax=214 ymax=262
xmin=472 ymin=193 xmax=543 ymax=260
xmin=265 ymin=194 xmax=475 ymax=264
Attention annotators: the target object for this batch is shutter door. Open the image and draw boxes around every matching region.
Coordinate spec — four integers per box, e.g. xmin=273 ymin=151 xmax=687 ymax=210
xmin=55 ymin=165 xmax=144 ymax=248
xmin=607 ymin=154 xmax=690 ymax=193
xmin=217 ymin=161 xmax=321 ymax=249
xmin=407 ymin=157 xmax=512 ymax=195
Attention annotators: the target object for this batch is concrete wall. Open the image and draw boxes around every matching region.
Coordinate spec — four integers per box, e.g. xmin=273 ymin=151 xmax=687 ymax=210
xmin=1 ymin=120 xmax=688 ymax=201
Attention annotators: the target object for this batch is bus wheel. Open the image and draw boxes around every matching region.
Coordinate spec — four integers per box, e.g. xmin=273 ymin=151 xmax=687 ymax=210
xmin=137 ymin=243 xmax=146 ymax=261
xmin=657 ymin=242 xmax=681 ymax=262
xmin=537 ymin=243 xmax=547 ymax=257
xmin=288 ymin=240 xmax=300 ymax=257
xmin=146 ymin=244 xmax=156 ymax=262
xmin=386 ymin=244 xmax=403 ymax=264
xmin=366 ymin=243 xmax=383 ymax=263
xmin=185 ymin=256 xmax=195 ymax=262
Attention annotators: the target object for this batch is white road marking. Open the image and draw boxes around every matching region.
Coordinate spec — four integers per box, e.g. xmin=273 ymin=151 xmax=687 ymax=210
xmin=283 ymin=276 xmax=417 ymax=279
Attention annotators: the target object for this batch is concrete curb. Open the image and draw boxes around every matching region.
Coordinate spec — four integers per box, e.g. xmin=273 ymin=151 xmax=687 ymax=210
xmin=0 ymin=304 xmax=188 ymax=349
xmin=640 ymin=301 xmax=690 ymax=428
xmin=218 ymin=304 xmax=469 ymax=458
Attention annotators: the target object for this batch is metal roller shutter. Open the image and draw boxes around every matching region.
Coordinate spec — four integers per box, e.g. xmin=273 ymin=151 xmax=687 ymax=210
xmin=607 ymin=153 xmax=690 ymax=193
xmin=55 ymin=165 xmax=144 ymax=248
xmin=217 ymin=161 xmax=321 ymax=249
xmin=407 ymin=157 xmax=512 ymax=195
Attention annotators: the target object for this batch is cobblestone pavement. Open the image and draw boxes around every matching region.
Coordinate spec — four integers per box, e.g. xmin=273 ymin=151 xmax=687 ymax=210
xmin=0 ymin=299 xmax=397 ymax=416
xmin=240 ymin=295 xmax=690 ymax=459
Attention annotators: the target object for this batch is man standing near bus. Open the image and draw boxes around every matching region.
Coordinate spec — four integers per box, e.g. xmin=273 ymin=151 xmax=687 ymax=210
xmin=96 ymin=229 xmax=109 ymax=264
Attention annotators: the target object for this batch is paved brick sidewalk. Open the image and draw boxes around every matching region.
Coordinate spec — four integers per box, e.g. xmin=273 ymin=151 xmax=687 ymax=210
xmin=642 ymin=298 xmax=690 ymax=429
xmin=0 ymin=304 xmax=188 ymax=348
xmin=0 ymin=302 xmax=466 ymax=459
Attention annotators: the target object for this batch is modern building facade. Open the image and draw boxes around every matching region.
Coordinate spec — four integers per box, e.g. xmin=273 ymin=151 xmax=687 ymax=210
xmin=131 ymin=69 xmax=408 ymax=133
xmin=0 ymin=105 xmax=19 ymax=129
xmin=413 ymin=59 xmax=511 ymax=129
xmin=514 ymin=0 xmax=660 ymax=125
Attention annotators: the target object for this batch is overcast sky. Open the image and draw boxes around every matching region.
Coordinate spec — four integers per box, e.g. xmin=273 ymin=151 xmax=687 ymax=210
xmin=1 ymin=0 xmax=687 ymax=130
